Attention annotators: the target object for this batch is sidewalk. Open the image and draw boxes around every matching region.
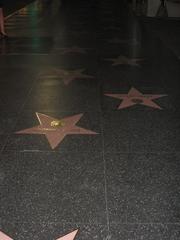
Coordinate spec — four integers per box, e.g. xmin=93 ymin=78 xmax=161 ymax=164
xmin=0 ymin=0 xmax=180 ymax=239
xmin=4 ymin=0 xmax=35 ymax=16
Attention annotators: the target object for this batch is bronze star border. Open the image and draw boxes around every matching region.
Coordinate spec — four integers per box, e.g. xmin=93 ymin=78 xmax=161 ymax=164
xmin=16 ymin=113 xmax=98 ymax=149
xmin=105 ymin=87 xmax=167 ymax=110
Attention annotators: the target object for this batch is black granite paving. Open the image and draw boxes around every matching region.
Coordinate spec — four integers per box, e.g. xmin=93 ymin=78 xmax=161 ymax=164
xmin=3 ymin=0 xmax=35 ymax=17
xmin=0 ymin=0 xmax=180 ymax=239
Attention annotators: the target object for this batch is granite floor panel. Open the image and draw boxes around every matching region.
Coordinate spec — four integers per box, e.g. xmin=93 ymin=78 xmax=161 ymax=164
xmin=24 ymin=91 xmax=101 ymax=112
xmin=0 ymin=0 xmax=180 ymax=239
xmin=128 ymin=110 xmax=180 ymax=152
xmin=102 ymin=109 xmax=180 ymax=153
xmin=106 ymin=152 xmax=180 ymax=224
xmin=0 ymin=151 xmax=106 ymax=224
xmin=109 ymin=223 xmax=180 ymax=240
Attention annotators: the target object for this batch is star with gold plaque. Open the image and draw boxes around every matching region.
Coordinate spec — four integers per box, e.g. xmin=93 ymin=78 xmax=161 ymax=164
xmin=16 ymin=113 xmax=97 ymax=149
xmin=105 ymin=87 xmax=167 ymax=110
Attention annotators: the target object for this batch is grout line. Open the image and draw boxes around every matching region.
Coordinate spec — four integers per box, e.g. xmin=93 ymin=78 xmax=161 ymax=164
xmin=110 ymin=222 xmax=180 ymax=225
xmin=100 ymin=115 xmax=110 ymax=236
xmin=1 ymin=150 xmax=105 ymax=154
xmin=1 ymin=220 xmax=179 ymax=226
xmin=2 ymin=150 xmax=180 ymax=154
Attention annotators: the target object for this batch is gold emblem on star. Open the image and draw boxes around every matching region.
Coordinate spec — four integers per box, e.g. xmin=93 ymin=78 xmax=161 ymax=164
xmin=51 ymin=120 xmax=65 ymax=128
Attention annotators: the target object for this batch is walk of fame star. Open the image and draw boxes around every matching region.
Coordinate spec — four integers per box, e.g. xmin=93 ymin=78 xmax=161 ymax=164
xmin=0 ymin=231 xmax=13 ymax=240
xmin=54 ymin=46 xmax=88 ymax=54
xmin=16 ymin=113 xmax=97 ymax=149
xmin=57 ymin=229 xmax=79 ymax=240
xmin=105 ymin=87 xmax=167 ymax=110
xmin=39 ymin=68 xmax=94 ymax=85
xmin=0 ymin=229 xmax=79 ymax=240
xmin=105 ymin=55 xmax=143 ymax=67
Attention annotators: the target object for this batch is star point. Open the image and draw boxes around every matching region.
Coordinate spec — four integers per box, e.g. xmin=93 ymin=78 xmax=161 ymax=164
xmin=56 ymin=229 xmax=79 ymax=240
xmin=16 ymin=113 xmax=97 ymax=149
xmin=105 ymin=87 xmax=167 ymax=110
xmin=55 ymin=46 xmax=89 ymax=54
xmin=0 ymin=229 xmax=79 ymax=240
xmin=38 ymin=68 xmax=94 ymax=85
xmin=0 ymin=231 xmax=13 ymax=240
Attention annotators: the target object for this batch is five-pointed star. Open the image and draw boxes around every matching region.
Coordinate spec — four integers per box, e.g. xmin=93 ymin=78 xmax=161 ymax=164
xmin=55 ymin=46 xmax=89 ymax=54
xmin=16 ymin=113 xmax=97 ymax=149
xmin=56 ymin=229 xmax=79 ymax=240
xmin=0 ymin=231 xmax=13 ymax=240
xmin=39 ymin=68 xmax=94 ymax=85
xmin=105 ymin=55 xmax=143 ymax=67
xmin=105 ymin=87 xmax=167 ymax=110
xmin=107 ymin=38 xmax=139 ymax=45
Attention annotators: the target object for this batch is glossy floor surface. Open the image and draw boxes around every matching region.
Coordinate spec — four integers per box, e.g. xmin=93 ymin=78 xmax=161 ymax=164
xmin=3 ymin=1 xmax=34 ymax=17
xmin=130 ymin=0 xmax=180 ymax=18
xmin=0 ymin=0 xmax=180 ymax=239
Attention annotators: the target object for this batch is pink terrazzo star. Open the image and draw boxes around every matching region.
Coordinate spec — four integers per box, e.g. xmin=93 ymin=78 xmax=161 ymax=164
xmin=0 ymin=231 xmax=13 ymax=240
xmin=105 ymin=87 xmax=167 ymax=110
xmin=39 ymin=68 xmax=94 ymax=85
xmin=16 ymin=113 xmax=97 ymax=149
xmin=56 ymin=229 xmax=79 ymax=240
xmin=56 ymin=46 xmax=89 ymax=54
xmin=105 ymin=55 xmax=143 ymax=67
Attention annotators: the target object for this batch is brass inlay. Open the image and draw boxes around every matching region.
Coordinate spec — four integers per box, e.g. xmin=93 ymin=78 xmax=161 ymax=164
xmin=51 ymin=120 xmax=65 ymax=128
